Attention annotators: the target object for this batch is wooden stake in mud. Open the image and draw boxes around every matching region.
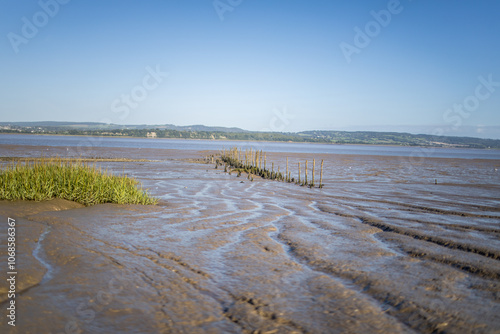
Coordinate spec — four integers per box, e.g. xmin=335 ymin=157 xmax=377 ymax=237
xmin=264 ymin=154 xmax=267 ymax=170
xmin=298 ymin=162 xmax=301 ymax=184
xmin=312 ymin=159 xmax=315 ymax=187
xmin=286 ymin=157 xmax=289 ymax=182
xmin=305 ymin=160 xmax=308 ymax=185
xmin=320 ymin=160 xmax=324 ymax=188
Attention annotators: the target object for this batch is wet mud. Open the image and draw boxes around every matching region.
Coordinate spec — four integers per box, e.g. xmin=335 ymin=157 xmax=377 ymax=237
xmin=1 ymin=145 xmax=499 ymax=333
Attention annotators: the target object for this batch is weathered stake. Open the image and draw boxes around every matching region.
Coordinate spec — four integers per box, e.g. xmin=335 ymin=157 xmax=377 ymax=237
xmin=320 ymin=160 xmax=324 ymax=188
xmin=305 ymin=160 xmax=308 ymax=185
xmin=298 ymin=162 xmax=301 ymax=184
xmin=214 ymin=147 xmax=323 ymax=190
xmin=312 ymin=159 xmax=315 ymax=187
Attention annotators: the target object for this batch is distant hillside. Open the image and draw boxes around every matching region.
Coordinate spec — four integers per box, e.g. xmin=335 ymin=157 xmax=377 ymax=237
xmin=1 ymin=121 xmax=499 ymax=149
xmin=0 ymin=121 xmax=106 ymax=128
xmin=297 ymin=130 xmax=500 ymax=149
xmin=152 ymin=124 xmax=248 ymax=133
xmin=0 ymin=121 xmax=247 ymax=133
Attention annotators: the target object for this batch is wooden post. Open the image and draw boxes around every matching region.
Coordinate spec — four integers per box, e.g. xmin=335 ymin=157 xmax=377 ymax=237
xmin=298 ymin=162 xmax=301 ymax=184
xmin=305 ymin=160 xmax=308 ymax=185
xmin=312 ymin=159 xmax=315 ymax=187
xmin=264 ymin=154 xmax=267 ymax=170
xmin=320 ymin=160 xmax=324 ymax=188
xmin=286 ymin=157 xmax=289 ymax=182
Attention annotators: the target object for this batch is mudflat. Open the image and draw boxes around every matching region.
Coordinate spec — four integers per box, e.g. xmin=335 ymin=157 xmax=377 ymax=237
xmin=1 ymin=144 xmax=499 ymax=333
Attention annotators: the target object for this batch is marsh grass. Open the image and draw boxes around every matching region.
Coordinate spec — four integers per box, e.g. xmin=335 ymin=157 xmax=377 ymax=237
xmin=0 ymin=159 xmax=158 ymax=206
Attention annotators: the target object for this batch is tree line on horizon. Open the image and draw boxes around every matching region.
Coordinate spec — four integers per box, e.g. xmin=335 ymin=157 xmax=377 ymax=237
xmin=1 ymin=126 xmax=499 ymax=149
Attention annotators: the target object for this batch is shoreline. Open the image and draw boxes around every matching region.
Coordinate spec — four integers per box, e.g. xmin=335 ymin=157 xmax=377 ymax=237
xmin=0 ymin=156 xmax=154 ymax=162
xmin=1 ymin=144 xmax=500 ymax=164
xmin=2 ymin=132 xmax=499 ymax=151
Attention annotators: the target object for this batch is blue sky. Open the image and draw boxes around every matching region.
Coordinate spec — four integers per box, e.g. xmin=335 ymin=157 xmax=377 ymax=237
xmin=1 ymin=0 xmax=499 ymax=138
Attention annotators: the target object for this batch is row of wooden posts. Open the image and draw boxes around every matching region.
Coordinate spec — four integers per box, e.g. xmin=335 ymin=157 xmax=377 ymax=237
xmin=206 ymin=147 xmax=324 ymax=188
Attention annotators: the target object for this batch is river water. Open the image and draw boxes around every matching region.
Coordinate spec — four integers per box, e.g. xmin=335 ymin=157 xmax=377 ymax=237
xmin=0 ymin=134 xmax=499 ymax=333
xmin=1 ymin=134 xmax=500 ymax=159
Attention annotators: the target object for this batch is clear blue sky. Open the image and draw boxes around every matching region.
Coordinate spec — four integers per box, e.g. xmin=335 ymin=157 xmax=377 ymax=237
xmin=1 ymin=0 xmax=499 ymax=138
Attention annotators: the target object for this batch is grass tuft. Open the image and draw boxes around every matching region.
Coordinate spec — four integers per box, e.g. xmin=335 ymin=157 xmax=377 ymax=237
xmin=0 ymin=159 xmax=158 ymax=206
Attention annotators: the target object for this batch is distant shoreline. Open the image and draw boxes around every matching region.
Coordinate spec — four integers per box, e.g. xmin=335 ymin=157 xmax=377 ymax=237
xmin=1 ymin=131 xmax=499 ymax=150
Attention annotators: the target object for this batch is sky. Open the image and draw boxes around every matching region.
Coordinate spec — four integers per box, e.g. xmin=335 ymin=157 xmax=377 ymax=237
xmin=1 ymin=0 xmax=500 ymax=138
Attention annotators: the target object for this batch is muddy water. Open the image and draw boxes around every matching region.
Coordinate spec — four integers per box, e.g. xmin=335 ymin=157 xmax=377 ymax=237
xmin=1 ymin=145 xmax=499 ymax=333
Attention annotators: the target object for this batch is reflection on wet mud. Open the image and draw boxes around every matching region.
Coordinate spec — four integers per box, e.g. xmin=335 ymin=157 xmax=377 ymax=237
xmin=0 ymin=144 xmax=499 ymax=333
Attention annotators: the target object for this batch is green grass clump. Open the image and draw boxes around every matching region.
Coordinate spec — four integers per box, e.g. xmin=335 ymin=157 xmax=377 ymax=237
xmin=0 ymin=160 xmax=158 ymax=206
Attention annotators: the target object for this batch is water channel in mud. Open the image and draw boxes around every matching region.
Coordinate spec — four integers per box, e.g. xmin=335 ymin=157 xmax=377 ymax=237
xmin=0 ymin=135 xmax=499 ymax=333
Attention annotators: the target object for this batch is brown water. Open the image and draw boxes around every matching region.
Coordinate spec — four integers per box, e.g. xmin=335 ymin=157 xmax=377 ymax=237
xmin=1 ymin=144 xmax=499 ymax=333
